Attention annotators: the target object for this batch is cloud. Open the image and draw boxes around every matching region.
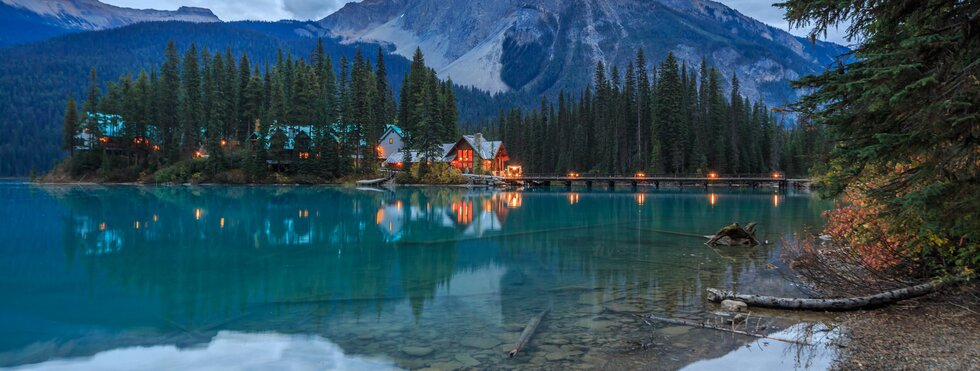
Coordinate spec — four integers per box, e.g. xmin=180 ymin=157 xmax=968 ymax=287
xmin=282 ymin=0 xmax=352 ymax=20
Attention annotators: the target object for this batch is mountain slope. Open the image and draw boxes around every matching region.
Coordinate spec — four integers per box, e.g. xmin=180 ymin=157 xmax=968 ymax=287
xmin=321 ymin=0 xmax=848 ymax=106
xmin=0 ymin=0 xmax=219 ymax=47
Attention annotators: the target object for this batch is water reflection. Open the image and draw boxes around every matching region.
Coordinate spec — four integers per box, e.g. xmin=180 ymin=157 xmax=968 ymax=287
xmin=1 ymin=184 xmax=833 ymax=369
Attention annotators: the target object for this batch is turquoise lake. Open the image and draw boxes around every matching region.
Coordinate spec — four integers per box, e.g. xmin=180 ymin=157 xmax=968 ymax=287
xmin=0 ymin=181 xmax=839 ymax=370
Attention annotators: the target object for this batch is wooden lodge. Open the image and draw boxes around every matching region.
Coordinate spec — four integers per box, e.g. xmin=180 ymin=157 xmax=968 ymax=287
xmin=379 ymin=126 xmax=512 ymax=176
xmin=74 ymin=112 xmax=161 ymax=154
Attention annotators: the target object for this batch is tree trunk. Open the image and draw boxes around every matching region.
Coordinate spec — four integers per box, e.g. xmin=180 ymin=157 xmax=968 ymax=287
xmin=707 ymin=280 xmax=952 ymax=311
xmin=508 ymin=309 xmax=548 ymax=358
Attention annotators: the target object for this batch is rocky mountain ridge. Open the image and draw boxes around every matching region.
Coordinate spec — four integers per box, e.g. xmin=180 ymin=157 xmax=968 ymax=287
xmin=321 ymin=0 xmax=848 ymax=106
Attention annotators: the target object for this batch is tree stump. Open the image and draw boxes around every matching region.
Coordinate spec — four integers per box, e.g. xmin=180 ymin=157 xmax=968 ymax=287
xmin=706 ymin=222 xmax=760 ymax=246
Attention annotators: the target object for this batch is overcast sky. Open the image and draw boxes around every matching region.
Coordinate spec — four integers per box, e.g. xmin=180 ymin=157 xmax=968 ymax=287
xmin=101 ymin=0 xmax=847 ymax=45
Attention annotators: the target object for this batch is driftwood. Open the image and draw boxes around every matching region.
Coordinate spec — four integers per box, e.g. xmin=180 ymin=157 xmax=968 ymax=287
xmin=706 ymin=222 xmax=759 ymax=246
xmin=508 ymin=309 xmax=548 ymax=358
xmin=645 ymin=315 xmax=809 ymax=346
xmin=707 ymin=280 xmax=953 ymax=311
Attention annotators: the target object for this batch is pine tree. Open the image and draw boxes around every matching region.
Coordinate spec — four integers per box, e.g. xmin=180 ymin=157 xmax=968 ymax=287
xmin=63 ymin=96 xmax=78 ymax=154
xmin=180 ymin=44 xmax=202 ymax=156
xmin=158 ymin=41 xmax=181 ymax=162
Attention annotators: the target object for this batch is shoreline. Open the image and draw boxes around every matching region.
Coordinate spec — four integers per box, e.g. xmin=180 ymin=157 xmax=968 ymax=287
xmin=830 ymin=284 xmax=979 ymax=369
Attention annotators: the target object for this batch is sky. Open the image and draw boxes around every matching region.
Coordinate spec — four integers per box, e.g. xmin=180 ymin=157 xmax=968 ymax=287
xmin=101 ymin=0 xmax=848 ymax=45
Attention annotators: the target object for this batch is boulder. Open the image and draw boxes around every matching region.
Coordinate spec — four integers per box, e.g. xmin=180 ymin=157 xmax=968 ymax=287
xmin=720 ymin=299 xmax=748 ymax=312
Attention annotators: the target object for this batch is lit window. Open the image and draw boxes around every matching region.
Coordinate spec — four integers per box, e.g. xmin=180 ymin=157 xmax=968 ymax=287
xmin=389 ymin=138 xmax=393 ymax=144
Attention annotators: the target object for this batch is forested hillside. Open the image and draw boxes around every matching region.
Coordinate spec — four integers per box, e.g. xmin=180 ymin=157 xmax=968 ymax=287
xmin=0 ymin=21 xmax=408 ymax=175
xmin=483 ymin=52 xmax=826 ymax=176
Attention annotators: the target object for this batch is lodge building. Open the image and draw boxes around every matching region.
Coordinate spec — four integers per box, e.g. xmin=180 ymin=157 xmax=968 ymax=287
xmin=75 ymin=112 xmax=514 ymax=175
xmin=377 ymin=125 xmax=512 ymax=176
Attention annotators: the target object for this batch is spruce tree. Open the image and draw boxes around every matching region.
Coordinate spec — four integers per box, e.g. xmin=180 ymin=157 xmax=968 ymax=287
xmin=63 ymin=96 xmax=78 ymax=155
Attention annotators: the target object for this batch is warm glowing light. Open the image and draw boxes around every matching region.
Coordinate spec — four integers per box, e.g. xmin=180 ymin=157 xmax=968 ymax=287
xmin=773 ymin=194 xmax=780 ymax=208
xmin=195 ymin=208 xmax=203 ymax=220
xmin=451 ymin=200 xmax=474 ymax=224
xmin=708 ymin=172 xmax=718 ymax=179
xmin=220 ymin=218 xmax=225 ymax=228
xmin=636 ymin=193 xmax=646 ymax=205
xmin=194 ymin=151 xmax=204 ymax=158
xmin=220 ymin=139 xmax=227 ymax=146
xmin=152 ymin=215 xmax=158 ymax=222
xmin=299 ymin=152 xmax=310 ymax=159
xmin=505 ymin=165 xmax=523 ymax=178
xmin=635 ymin=172 xmax=646 ymax=178
xmin=376 ymin=145 xmax=384 ymax=156
xmin=134 ymin=221 xmax=140 ymax=229
xmin=772 ymin=172 xmax=782 ymax=179
xmin=504 ymin=192 xmax=523 ymax=208
xmin=568 ymin=193 xmax=580 ymax=205
xmin=567 ymin=172 xmax=580 ymax=178
xmin=152 ymin=145 xmax=160 ymax=151
xmin=709 ymin=193 xmax=718 ymax=206
xmin=375 ymin=209 xmax=384 ymax=225
xmin=99 ymin=222 xmax=106 ymax=231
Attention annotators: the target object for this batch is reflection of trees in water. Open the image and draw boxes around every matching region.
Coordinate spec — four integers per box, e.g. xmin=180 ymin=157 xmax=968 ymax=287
xmin=44 ymin=186 xmax=826 ymax=330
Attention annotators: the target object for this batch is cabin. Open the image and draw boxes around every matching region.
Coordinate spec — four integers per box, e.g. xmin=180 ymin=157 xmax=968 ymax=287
xmin=74 ymin=112 xmax=161 ymax=154
xmin=377 ymin=124 xmax=406 ymax=160
xmin=383 ymin=144 xmax=454 ymax=169
xmin=446 ymin=133 xmax=509 ymax=175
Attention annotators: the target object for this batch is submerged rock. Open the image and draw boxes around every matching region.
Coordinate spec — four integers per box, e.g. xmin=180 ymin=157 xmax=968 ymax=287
xmin=460 ymin=337 xmax=501 ymax=349
xmin=720 ymin=299 xmax=748 ymax=312
xmin=401 ymin=346 xmax=434 ymax=357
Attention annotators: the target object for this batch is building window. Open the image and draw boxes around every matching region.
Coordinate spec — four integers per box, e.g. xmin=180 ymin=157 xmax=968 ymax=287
xmin=457 ymin=149 xmax=473 ymax=170
xmin=389 ymin=138 xmax=394 ymax=144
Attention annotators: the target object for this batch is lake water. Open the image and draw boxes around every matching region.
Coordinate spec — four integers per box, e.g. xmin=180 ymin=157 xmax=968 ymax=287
xmin=0 ymin=181 xmax=839 ymax=370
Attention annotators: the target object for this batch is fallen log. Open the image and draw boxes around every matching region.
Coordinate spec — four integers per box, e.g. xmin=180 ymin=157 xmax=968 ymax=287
xmin=645 ymin=315 xmax=810 ymax=346
xmin=705 ymin=222 xmax=760 ymax=246
xmin=508 ymin=309 xmax=548 ymax=358
xmin=706 ymin=280 xmax=954 ymax=311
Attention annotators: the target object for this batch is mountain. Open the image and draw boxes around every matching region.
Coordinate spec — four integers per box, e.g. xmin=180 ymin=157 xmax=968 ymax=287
xmin=0 ymin=0 xmax=219 ymax=47
xmin=321 ymin=0 xmax=848 ymax=107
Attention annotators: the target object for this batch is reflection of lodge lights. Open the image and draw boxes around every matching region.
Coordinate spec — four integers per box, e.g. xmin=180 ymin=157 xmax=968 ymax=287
xmin=451 ymin=200 xmax=474 ymax=224
xmin=568 ymin=193 xmax=580 ymax=205
xmin=709 ymin=193 xmax=718 ymax=206
xmin=376 ymin=209 xmax=384 ymax=225
xmin=502 ymin=192 xmax=522 ymax=208
xmin=99 ymin=222 xmax=107 ymax=231
xmin=773 ymin=194 xmax=780 ymax=208
xmin=220 ymin=217 xmax=225 ymax=228
xmin=134 ymin=221 xmax=140 ymax=229
xmin=388 ymin=222 xmax=393 ymax=232
xmin=636 ymin=193 xmax=646 ymax=205
xmin=195 ymin=208 xmax=203 ymax=220
xmin=298 ymin=209 xmax=309 ymax=218
xmin=152 ymin=214 xmax=158 ymax=222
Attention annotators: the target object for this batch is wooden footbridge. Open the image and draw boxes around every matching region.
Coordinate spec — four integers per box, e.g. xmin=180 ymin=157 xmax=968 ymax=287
xmin=502 ymin=174 xmax=811 ymax=189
